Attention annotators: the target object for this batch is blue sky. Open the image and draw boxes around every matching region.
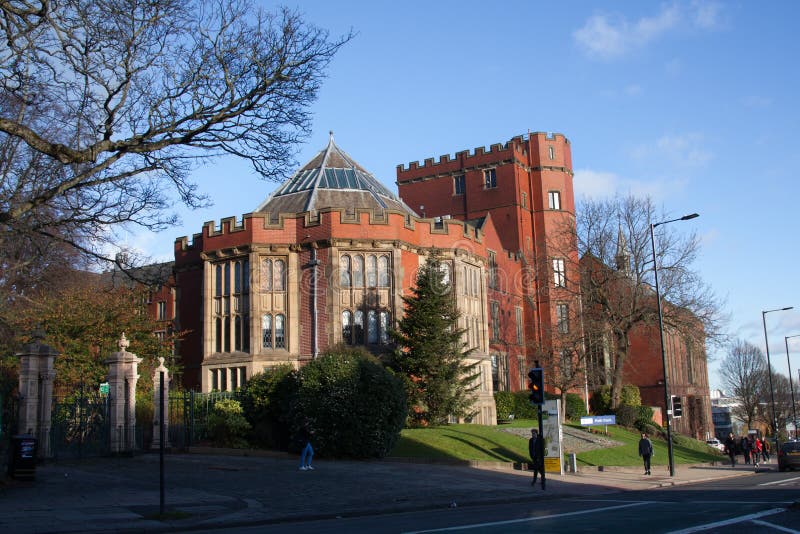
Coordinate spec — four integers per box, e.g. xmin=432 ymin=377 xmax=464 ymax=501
xmin=127 ymin=1 xmax=800 ymax=391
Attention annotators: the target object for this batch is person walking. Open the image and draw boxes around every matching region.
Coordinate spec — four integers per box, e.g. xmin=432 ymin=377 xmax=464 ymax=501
xmin=742 ymin=435 xmax=751 ymax=465
xmin=298 ymin=422 xmax=315 ymax=471
xmin=638 ymin=432 xmax=654 ymax=475
xmin=528 ymin=429 xmax=543 ymax=487
xmin=762 ymin=438 xmax=771 ymax=462
xmin=724 ymin=432 xmax=737 ymax=467
xmin=752 ymin=437 xmax=762 ymax=469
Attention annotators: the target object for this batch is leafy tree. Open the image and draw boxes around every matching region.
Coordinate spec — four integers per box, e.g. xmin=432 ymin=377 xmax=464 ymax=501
xmin=0 ymin=274 xmax=181 ymax=394
xmin=288 ymin=346 xmax=406 ymax=458
xmin=389 ymin=255 xmax=480 ymax=426
xmin=240 ymin=364 xmax=296 ymax=450
xmin=0 ymin=0 xmax=350 ymax=271
xmin=719 ymin=339 xmax=767 ymax=429
xmin=566 ymin=194 xmax=725 ymax=408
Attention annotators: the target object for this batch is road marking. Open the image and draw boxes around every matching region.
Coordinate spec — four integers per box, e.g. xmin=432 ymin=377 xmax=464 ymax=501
xmin=751 ymin=519 xmax=800 ymax=533
xmin=666 ymin=508 xmax=785 ymax=533
xmin=760 ymin=476 xmax=800 ymax=486
xmin=403 ymin=502 xmax=650 ymax=533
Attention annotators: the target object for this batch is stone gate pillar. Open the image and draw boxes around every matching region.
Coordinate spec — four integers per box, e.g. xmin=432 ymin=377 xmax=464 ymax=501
xmin=151 ymin=357 xmax=171 ymax=450
xmin=16 ymin=329 xmax=58 ymax=459
xmin=105 ymin=333 xmax=141 ymax=454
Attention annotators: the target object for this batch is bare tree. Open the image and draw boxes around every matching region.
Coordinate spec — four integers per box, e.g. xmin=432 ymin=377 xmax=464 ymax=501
xmin=0 ymin=0 xmax=350 ymax=270
xmin=720 ymin=339 xmax=767 ymax=429
xmin=569 ymin=194 xmax=725 ymax=409
xmin=530 ymin=325 xmax=586 ymax=422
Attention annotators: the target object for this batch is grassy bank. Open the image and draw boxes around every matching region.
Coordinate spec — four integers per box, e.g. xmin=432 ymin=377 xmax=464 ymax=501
xmin=389 ymin=419 xmax=724 ymax=466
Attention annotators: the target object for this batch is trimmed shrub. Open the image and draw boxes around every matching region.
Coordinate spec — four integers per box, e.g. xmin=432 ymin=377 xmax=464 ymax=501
xmin=614 ymin=404 xmax=639 ymax=428
xmin=512 ymin=391 xmax=538 ymax=419
xmin=565 ymin=393 xmax=587 ymax=420
xmin=494 ymin=391 xmax=515 ymax=420
xmin=240 ymin=364 xmax=297 ymax=450
xmin=288 ymin=346 xmax=407 ymax=458
xmin=620 ymin=384 xmax=641 ymax=407
xmin=206 ymin=398 xmax=251 ymax=448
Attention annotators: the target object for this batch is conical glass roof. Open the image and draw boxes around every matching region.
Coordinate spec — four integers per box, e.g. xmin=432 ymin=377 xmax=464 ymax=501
xmin=255 ymin=132 xmax=414 ymax=216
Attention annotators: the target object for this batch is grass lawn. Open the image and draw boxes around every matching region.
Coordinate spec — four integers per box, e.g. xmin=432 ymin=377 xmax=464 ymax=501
xmin=389 ymin=419 xmax=725 ymax=467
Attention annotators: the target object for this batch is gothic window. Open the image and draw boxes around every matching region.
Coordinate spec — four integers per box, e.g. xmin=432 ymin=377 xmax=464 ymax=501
xmin=553 ymin=258 xmax=566 ymax=288
xmin=262 ymin=313 xmax=286 ymax=349
xmin=548 ymin=146 xmax=555 ymax=160
xmin=261 ymin=258 xmax=286 ymax=292
xmin=340 ymin=255 xmax=351 ymax=287
xmin=262 ymin=314 xmax=272 ymax=348
xmin=341 ymin=253 xmax=391 ymax=288
xmin=557 ymin=303 xmax=570 ymax=334
xmin=367 ymin=310 xmax=378 ymax=344
xmin=491 ymin=301 xmax=500 ymax=341
xmin=379 ymin=311 xmax=390 ymax=345
xmin=342 ymin=310 xmax=353 ymax=344
xmin=354 ymin=310 xmax=364 ymax=344
xmin=378 ymin=256 xmax=390 ymax=286
xmin=488 ymin=252 xmax=498 ymax=290
xmin=516 ymin=306 xmax=523 ymax=345
xmin=353 ymin=255 xmax=364 ymax=287
xmin=366 ymin=254 xmax=377 ymax=287
xmin=213 ymin=258 xmax=249 ymax=353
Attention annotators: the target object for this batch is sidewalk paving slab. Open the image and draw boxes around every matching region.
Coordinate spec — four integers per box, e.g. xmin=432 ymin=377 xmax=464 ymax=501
xmin=0 ymin=451 xmax=761 ymax=534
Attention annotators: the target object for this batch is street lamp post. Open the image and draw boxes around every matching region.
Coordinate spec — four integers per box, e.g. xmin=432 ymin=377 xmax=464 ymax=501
xmin=785 ymin=334 xmax=800 ymax=439
xmin=762 ymin=307 xmax=793 ymax=451
xmin=650 ymin=212 xmax=699 ymax=477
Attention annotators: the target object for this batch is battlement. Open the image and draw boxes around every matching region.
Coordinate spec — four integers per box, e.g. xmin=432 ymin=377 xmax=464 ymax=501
xmin=397 ymin=131 xmax=570 ymax=173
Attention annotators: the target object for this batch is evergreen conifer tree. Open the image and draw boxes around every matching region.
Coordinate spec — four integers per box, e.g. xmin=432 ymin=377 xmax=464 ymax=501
xmin=390 ymin=254 xmax=479 ymax=426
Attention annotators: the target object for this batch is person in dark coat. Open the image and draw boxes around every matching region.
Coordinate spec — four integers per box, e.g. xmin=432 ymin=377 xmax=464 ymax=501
xmin=528 ymin=429 xmax=543 ymax=486
xmin=742 ymin=435 xmax=751 ymax=464
xmin=638 ymin=432 xmax=654 ymax=475
xmin=724 ymin=432 xmax=737 ymax=467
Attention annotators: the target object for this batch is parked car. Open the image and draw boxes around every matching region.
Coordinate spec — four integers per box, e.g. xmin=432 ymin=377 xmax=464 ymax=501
xmin=778 ymin=440 xmax=800 ymax=471
xmin=705 ymin=438 xmax=725 ymax=452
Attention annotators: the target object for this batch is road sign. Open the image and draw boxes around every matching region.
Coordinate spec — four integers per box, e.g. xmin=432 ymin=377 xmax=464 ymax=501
xmin=580 ymin=415 xmax=616 ymax=426
xmin=99 ymin=382 xmax=109 ymax=395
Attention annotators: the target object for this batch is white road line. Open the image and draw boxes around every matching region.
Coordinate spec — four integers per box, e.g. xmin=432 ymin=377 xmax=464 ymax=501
xmin=760 ymin=476 xmax=800 ymax=486
xmin=751 ymin=519 xmax=800 ymax=533
xmin=666 ymin=508 xmax=785 ymax=534
xmin=403 ymin=502 xmax=650 ymax=533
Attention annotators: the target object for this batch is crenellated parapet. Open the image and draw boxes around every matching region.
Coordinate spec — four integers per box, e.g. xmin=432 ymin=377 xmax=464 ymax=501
xmin=397 ymin=131 xmax=570 ymax=175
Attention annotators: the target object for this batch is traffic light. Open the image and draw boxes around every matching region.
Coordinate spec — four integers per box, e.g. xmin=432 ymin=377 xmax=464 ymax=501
xmin=528 ymin=368 xmax=544 ymax=405
xmin=671 ymin=395 xmax=683 ymax=418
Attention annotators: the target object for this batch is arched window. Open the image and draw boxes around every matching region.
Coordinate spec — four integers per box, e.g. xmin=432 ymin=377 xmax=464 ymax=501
xmin=275 ymin=314 xmax=285 ymax=348
xmin=354 ymin=310 xmax=364 ymax=344
xmin=378 ymin=256 xmax=390 ymax=286
xmin=261 ymin=259 xmax=272 ymax=291
xmin=262 ymin=314 xmax=272 ymax=348
xmin=367 ymin=310 xmax=378 ymax=344
xmin=340 ymin=255 xmax=351 ymax=287
xmin=353 ymin=255 xmax=364 ymax=287
xmin=379 ymin=311 xmax=390 ymax=344
xmin=274 ymin=259 xmax=286 ymax=291
xmin=366 ymin=255 xmax=377 ymax=287
xmin=342 ymin=310 xmax=352 ymax=344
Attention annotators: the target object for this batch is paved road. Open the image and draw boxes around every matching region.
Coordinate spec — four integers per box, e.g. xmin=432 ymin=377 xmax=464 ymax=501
xmin=0 ymin=449 xmax=783 ymax=533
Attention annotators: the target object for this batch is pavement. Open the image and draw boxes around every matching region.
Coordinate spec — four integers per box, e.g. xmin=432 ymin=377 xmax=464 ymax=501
xmin=0 ymin=448 xmax=764 ymax=534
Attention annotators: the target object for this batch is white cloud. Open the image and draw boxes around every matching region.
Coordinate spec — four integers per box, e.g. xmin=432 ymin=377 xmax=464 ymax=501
xmin=573 ymin=2 xmax=724 ymax=60
xmin=574 ymin=168 xmax=689 ymax=202
xmin=631 ymin=133 xmax=714 ymax=168
xmin=691 ymin=0 xmax=724 ymax=29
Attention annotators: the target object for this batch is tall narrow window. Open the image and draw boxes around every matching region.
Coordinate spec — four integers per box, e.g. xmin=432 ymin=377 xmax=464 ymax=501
xmin=275 ymin=314 xmax=285 ymax=348
xmin=556 ymin=303 xmax=569 ymax=334
xmin=261 ymin=259 xmax=272 ymax=291
xmin=488 ymin=252 xmax=498 ymax=289
xmin=342 ymin=310 xmax=352 ymax=344
xmin=340 ymin=255 xmax=351 ymax=287
xmin=379 ymin=311 xmax=390 ymax=344
xmin=454 ymin=174 xmax=465 ymax=195
xmin=352 ymin=255 xmax=364 ymax=287
xmin=521 ymin=191 xmax=527 ymax=208
xmin=515 ymin=307 xmax=523 ymax=345
xmin=262 ymin=314 xmax=272 ymax=348
xmin=273 ymin=259 xmax=285 ymax=291
xmin=483 ymin=168 xmax=497 ymax=189
xmin=378 ymin=256 xmax=390 ymax=286
xmin=366 ymin=255 xmax=377 ymax=287
xmin=548 ymin=146 xmax=555 ymax=160
xmin=553 ymin=258 xmax=566 ymax=288
xmin=491 ymin=301 xmax=500 ymax=341
xmin=548 ymin=191 xmax=561 ymax=210
xmin=354 ymin=310 xmax=364 ymax=344
xmin=157 ymin=301 xmax=166 ymax=320
xmin=367 ymin=310 xmax=378 ymax=344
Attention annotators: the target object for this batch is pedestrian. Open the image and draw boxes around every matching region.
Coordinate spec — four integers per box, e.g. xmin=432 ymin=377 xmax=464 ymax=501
xmin=741 ymin=436 xmax=751 ymax=464
xmin=638 ymin=432 xmax=654 ymax=475
xmin=724 ymin=432 xmax=737 ymax=467
xmin=762 ymin=438 xmax=771 ymax=462
xmin=298 ymin=422 xmax=314 ymax=471
xmin=752 ymin=437 xmax=762 ymax=468
xmin=528 ymin=428 xmax=543 ymax=487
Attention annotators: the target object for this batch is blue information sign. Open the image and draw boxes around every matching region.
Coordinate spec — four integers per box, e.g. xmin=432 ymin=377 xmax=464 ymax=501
xmin=580 ymin=415 xmax=616 ymax=426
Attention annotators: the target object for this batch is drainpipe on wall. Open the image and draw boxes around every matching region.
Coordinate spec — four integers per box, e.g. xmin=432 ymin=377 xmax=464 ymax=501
xmin=310 ymin=247 xmax=320 ymax=359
